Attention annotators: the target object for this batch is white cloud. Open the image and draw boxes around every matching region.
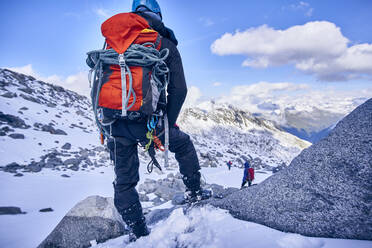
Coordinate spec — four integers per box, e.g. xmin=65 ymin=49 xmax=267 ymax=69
xmin=183 ymin=86 xmax=203 ymax=107
xmin=213 ymin=82 xmax=222 ymax=87
xmin=199 ymin=17 xmax=214 ymax=27
xmin=217 ymin=82 xmax=372 ymax=123
xmin=8 ymin=64 xmax=90 ymax=97
xmin=305 ymin=8 xmax=314 ymax=17
xmin=94 ymin=8 xmax=110 ymax=19
xmin=286 ymin=1 xmax=314 ymax=17
xmin=211 ymin=21 xmax=372 ymax=81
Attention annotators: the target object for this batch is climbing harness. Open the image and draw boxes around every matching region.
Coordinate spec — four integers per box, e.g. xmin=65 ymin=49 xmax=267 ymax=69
xmin=144 ymin=115 xmax=169 ymax=173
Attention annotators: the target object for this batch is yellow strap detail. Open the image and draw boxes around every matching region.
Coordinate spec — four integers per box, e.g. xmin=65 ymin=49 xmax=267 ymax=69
xmin=141 ymin=28 xmax=156 ymax=33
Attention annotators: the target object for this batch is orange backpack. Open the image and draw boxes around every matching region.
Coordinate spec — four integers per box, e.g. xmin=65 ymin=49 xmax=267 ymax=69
xmin=87 ymin=13 xmax=169 ymax=128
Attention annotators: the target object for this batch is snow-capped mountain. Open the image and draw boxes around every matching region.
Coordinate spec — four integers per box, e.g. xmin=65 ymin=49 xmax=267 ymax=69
xmin=279 ymin=107 xmax=344 ymax=143
xmin=257 ymin=97 xmax=369 ymax=143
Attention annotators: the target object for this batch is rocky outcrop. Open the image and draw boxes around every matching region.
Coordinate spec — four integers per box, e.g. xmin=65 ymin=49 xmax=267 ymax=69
xmin=38 ymin=196 xmax=125 ymax=248
xmin=0 ymin=206 xmax=26 ymax=215
xmin=211 ymin=98 xmax=372 ymax=240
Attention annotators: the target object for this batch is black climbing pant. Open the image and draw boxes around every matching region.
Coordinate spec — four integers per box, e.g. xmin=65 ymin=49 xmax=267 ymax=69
xmin=107 ymin=122 xmax=201 ymax=216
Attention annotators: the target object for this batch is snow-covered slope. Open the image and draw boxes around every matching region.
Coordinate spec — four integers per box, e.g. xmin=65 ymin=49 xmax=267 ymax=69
xmin=178 ymin=106 xmax=310 ymax=169
xmin=0 ymin=68 xmax=309 ymax=174
xmin=0 ymin=68 xmax=104 ymax=168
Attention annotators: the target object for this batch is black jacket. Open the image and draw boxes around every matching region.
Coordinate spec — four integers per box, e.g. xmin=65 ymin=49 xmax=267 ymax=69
xmin=135 ymin=11 xmax=186 ymax=127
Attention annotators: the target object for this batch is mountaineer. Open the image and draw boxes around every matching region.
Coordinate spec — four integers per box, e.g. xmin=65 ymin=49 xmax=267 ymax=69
xmin=226 ymin=161 xmax=232 ymax=170
xmin=241 ymin=160 xmax=254 ymax=188
xmin=86 ymin=0 xmax=211 ymax=240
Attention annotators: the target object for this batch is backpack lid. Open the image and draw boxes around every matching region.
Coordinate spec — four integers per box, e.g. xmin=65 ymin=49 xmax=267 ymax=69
xmin=101 ymin=13 xmax=150 ymax=54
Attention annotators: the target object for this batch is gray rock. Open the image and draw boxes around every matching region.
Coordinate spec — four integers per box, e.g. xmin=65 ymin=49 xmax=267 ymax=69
xmin=69 ymin=165 xmax=79 ymax=171
xmin=20 ymin=93 xmax=41 ymax=104
xmin=39 ymin=208 xmax=54 ymax=212
xmin=154 ymin=185 xmax=180 ymax=201
xmin=175 ymin=172 xmax=183 ymax=179
xmin=138 ymin=179 xmax=157 ymax=194
xmin=200 ymin=160 xmax=210 ymax=167
xmin=226 ymin=149 xmax=237 ymax=155
xmin=211 ymin=98 xmax=372 ymax=240
xmin=64 ymin=158 xmax=81 ymax=167
xmin=152 ymin=197 xmax=165 ymax=206
xmin=14 ymin=173 xmax=24 ymax=177
xmin=0 ymin=112 xmax=30 ymax=129
xmin=28 ymin=162 xmax=42 ymax=172
xmin=62 ymin=143 xmax=72 ymax=150
xmin=0 ymin=206 xmax=25 ymax=215
xmin=272 ymin=164 xmax=285 ymax=173
xmin=210 ymin=162 xmax=218 ymax=167
xmin=0 ymin=126 xmax=15 ymax=136
xmin=54 ymin=129 xmax=67 ymax=135
xmin=171 ymin=192 xmax=186 ymax=205
xmin=45 ymin=157 xmax=62 ymax=168
xmin=9 ymin=133 xmax=25 ymax=139
xmin=1 ymin=92 xmax=17 ymax=98
xmin=39 ymin=124 xmax=67 ymax=135
xmin=146 ymin=208 xmax=174 ymax=226
xmin=18 ymin=87 xmax=34 ymax=94
xmin=38 ymin=196 xmax=125 ymax=248
xmin=139 ymin=193 xmax=149 ymax=202
xmin=241 ymin=154 xmax=253 ymax=162
xmin=93 ymin=146 xmax=105 ymax=152
xmin=3 ymin=162 xmax=23 ymax=172
xmin=250 ymin=157 xmax=263 ymax=169
xmin=61 ymin=174 xmax=70 ymax=178
xmin=207 ymin=184 xmax=224 ymax=198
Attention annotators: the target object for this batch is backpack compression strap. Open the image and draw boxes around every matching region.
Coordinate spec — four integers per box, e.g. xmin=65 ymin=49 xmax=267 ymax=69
xmin=118 ymin=53 xmax=128 ymax=117
xmin=164 ymin=114 xmax=169 ymax=168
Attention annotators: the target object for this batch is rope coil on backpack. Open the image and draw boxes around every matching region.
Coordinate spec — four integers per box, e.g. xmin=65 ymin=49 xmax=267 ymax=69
xmin=88 ymin=42 xmax=169 ymax=137
xmin=87 ymin=41 xmax=170 ymax=171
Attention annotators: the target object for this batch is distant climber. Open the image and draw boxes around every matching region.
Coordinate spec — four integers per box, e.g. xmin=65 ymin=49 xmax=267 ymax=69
xmin=241 ymin=161 xmax=254 ymax=188
xmin=86 ymin=0 xmax=211 ymax=241
xmin=226 ymin=161 xmax=232 ymax=170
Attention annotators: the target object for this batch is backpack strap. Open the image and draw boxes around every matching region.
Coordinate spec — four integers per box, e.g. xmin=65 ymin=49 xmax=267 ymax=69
xmin=163 ymin=114 xmax=169 ymax=168
xmin=118 ymin=53 xmax=128 ymax=117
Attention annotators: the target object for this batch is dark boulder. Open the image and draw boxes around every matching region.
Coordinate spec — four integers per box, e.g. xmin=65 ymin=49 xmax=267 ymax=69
xmin=0 ymin=206 xmax=26 ymax=215
xmin=39 ymin=208 xmax=54 ymax=213
xmin=38 ymin=196 xmax=125 ymax=248
xmin=3 ymin=162 xmax=23 ymax=173
xmin=8 ymin=133 xmax=25 ymax=139
xmin=61 ymin=143 xmax=72 ymax=150
xmin=211 ymin=98 xmax=372 ymax=240
xmin=0 ymin=112 xmax=30 ymax=129
xmin=1 ymin=92 xmax=17 ymax=98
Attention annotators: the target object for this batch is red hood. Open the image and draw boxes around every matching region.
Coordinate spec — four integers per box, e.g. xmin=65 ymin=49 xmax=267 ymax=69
xmin=101 ymin=13 xmax=150 ymax=54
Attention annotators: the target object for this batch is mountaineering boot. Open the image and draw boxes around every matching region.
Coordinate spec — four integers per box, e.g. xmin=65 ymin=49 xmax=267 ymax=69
xmin=120 ymin=202 xmax=150 ymax=240
xmin=184 ymin=188 xmax=212 ymax=203
xmin=130 ymin=216 xmax=150 ymax=239
xmin=182 ymin=171 xmax=212 ymax=202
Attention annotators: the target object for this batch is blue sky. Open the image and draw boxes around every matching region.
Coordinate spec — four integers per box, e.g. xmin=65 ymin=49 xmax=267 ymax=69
xmin=0 ymin=0 xmax=371 ymax=112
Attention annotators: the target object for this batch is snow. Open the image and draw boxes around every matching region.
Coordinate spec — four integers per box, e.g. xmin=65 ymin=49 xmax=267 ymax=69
xmin=0 ymin=167 xmax=115 ymax=248
xmin=201 ymin=166 xmax=271 ymax=187
xmin=94 ymin=206 xmax=372 ymax=248
xmin=1 ymin=166 xmax=371 ymax=248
